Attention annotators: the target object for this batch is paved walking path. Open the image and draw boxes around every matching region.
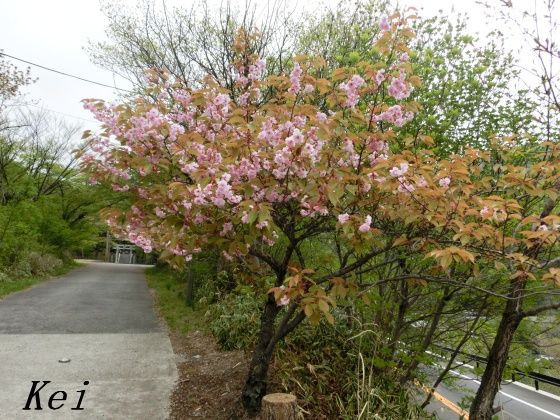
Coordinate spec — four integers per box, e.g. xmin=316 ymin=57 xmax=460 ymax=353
xmin=0 ymin=261 xmax=177 ymax=419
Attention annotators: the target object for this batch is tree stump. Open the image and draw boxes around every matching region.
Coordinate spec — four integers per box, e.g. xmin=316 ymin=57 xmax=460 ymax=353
xmin=261 ymin=393 xmax=297 ymax=420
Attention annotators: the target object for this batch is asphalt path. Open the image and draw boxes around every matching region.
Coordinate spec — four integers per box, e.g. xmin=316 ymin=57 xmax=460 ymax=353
xmin=0 ymin=261 xmax=178 ymax=419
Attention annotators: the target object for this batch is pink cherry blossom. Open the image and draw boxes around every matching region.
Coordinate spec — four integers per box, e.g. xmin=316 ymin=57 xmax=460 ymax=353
xmin=375 ymin=69 xmax=386 ymax=85
xmin=248 ymin=58 xmax=266 ymax=81
xmin=340 ymin=75 xmax=365 ymax=108
xmin=389 ymin=162 xmax=409 ymax=177
xmin=480 ymin=206 xmax=493 ymax=218
xmin=416 ymin=176 xmax=428 ymax=188
xmin=338 ymin=213 xmax=350 ymax=224
xmin=256 ymin=220 xmax=269 ymax=230
xmin=379 ymin=16 xmax=390 ymax=31
xmin=285 ymin=128 xmax=304 ymax=148
xmin=81 ymin=24 xmax=421 ymax=272
xmin=288 ymin=63 xmax=302 ymax=94
xmin=278 ymin=295 xmax=290 ymax=306
xmin=438 ymin=177 xmax=451 ymax=188
xmin=376 ymin=105 xmax=414 ymax=127
xmin=359 ymin=215 xmax=372 ymax=233
xmin=316 ymin=112 xmax=327 ymax=123
xmin=220 ymin=222 xmax=234 ymax=237
xmin=303 ymin=84 xmax=315 ymax=94
xmin=387 ymin=72 xmax=411 ymax=100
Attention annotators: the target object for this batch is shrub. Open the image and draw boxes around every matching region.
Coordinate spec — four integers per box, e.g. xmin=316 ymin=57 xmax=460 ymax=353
xmin=208 ymin=289 xmax=263 ymax=351
xmin=27 ymin=252 xmax=63 ymax=276
xmin=0 ymin=252 xmax=64 ymax=279
xmin=8 ymin=258 xmax=33 ymax=278
xmin=0 ymin=271 xmax=11 ymax=283
xmin=271 ymin=315 xmax=425 ymax=419
xmin=210 ymin=296 xmax=426 ymax=418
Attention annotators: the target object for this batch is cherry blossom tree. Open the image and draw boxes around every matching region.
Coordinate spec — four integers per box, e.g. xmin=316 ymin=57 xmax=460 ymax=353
xmin=82 ymin=12 xmax=560 ymax=416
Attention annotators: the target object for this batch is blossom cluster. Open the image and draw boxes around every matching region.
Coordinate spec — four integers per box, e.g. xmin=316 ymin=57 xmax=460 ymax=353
xmin=288 ymin=63 xmax=302 ymax=94
xmin=235 ymin=58 xmax=266 ymax=86
xmin=387 ymin=71 xmax=411 ymax=100
xmin=375 ymin=105 xmax=414 ymax=127
xmin=82 ymin=16 xmax=419 ymax=265
xmin=340 ymin=75 xmax=365 ymax=108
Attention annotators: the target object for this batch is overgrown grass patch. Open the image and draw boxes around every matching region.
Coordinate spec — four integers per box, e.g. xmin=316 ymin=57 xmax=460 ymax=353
xmin=145 ymin=266 xmax=209 ymax=334
xmin=0 ymin=260 xmax=81 ymax=298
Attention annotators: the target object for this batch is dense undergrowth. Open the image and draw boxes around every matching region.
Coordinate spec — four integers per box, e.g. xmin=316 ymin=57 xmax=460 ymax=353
xmin=0 ymin=257 xmax=80 ymax=298
xmin=146 ymin=263 xmax=429 ymax=419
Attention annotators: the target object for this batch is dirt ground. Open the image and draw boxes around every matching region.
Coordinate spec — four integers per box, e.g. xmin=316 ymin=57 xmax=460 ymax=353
xmin=168 ymin=330 xmax=251 ymax=419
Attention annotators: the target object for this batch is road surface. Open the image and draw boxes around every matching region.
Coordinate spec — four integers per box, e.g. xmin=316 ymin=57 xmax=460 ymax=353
xmin=0 ymin=261 xmax=177 ymax=419
xmin=424 ymin=364 xmax=560 ymax=419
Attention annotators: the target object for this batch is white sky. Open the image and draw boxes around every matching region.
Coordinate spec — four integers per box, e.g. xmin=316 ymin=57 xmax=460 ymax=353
xmin=0 ymin=0 xmax=511 ymax=131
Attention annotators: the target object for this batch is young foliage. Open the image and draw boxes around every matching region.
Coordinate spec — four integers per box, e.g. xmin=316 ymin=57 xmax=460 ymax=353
xmin=84 ymin=11 xmax=560 ymax=414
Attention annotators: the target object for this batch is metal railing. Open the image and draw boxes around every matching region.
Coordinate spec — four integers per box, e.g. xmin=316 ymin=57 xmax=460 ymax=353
xmin=435 ymin=344 xmax=560 ymax=391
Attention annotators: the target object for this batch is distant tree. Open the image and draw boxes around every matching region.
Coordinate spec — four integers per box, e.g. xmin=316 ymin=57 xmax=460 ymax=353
xmin=466 ymin=1 xmax=560 ymax=417
xmin=88 ymin=0 xmax=299 ymax=93
xmin=0 ymin=110 xmax=82 ymax=204
xmin=296 ymin=0 xmax=537 ymax=155
xmin=0 ymin=52 xmax=33 ymax=110
xmin=0 ymin=52 xmax=34 ymax=135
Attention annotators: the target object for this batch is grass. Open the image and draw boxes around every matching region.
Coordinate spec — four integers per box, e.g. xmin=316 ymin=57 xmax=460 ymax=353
xmin=145 ymin=266 xmax=209 ymax=334
xmin=0 ymin=260 xmax=81 ymax=298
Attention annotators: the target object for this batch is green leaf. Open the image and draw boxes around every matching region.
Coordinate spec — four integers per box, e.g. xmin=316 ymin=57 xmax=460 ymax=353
xmin=318 ymin=299 xmax=329 ymax=313
xmin=328 ymin=184 xmax=344 ymax=206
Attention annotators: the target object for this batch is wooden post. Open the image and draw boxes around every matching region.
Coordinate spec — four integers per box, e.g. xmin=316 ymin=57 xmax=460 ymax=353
xmin=184 ymin=266 xmax=194 ymax=307
xmin=105 ymin=231 xmax=111 ymax=262
xmin=261 ymin=393 xmax=297 ymax=420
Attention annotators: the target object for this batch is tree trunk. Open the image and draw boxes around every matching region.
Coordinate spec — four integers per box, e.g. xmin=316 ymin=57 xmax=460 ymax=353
xmin=399 ymin=287 xmax=450 ymax=384
xmin=242 ymin=294 xmax=280 ymax=414
xmin=469 ymin=298 xmax=522 ymax=419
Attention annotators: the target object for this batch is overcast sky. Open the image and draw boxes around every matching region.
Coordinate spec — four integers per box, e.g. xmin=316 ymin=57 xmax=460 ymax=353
xmin=0 ymin=0 xmax=504 ymax=131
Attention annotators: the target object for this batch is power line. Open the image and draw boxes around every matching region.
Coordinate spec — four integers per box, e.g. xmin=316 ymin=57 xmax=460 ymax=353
xmin=0 ymin=51 xmax=131 ymax=92
xmin=24 ymin=103 xmax=100 ymax=124
xmin=8 ymin=100 xmax=100 ymax=124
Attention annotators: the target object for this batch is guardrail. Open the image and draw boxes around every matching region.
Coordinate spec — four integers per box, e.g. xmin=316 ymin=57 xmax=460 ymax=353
xmin=434 ymin=344 xmax=560 ymax=391
xmin=511 ymin=371 xmax=560 ymax=391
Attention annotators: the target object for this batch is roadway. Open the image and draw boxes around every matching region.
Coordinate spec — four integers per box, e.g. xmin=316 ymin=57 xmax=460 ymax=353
xmin=424 ymin=364 xmax=560 ymax=419
xmin=0 ymin=261 xmax=177 ymax=419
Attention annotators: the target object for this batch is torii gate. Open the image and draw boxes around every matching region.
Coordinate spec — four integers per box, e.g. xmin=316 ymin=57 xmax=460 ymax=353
xmin=113 ymin=244 xmax=136 ymax=264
